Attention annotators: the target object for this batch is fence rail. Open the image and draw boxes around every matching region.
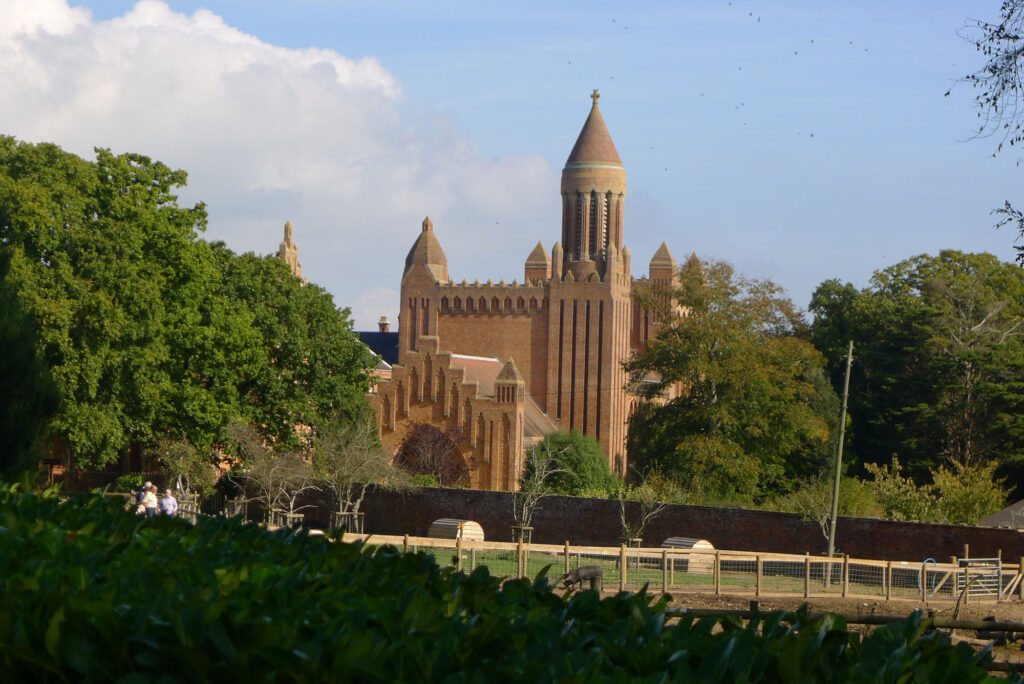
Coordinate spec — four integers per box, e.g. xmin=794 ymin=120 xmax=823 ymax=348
xmin=340 ymin=533 xmax=1023 ymax=603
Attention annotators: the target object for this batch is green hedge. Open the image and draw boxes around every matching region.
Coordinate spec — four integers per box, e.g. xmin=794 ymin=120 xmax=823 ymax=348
xmin=0 ymin=482 xmax=1011 ymax=681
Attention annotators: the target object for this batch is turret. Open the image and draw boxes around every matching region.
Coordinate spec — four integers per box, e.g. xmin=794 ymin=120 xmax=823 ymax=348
xmin=560 ymin=90 xmax=627 ymax=279
xmin=649 ymin=242 xmax=678 ymax=285
xmin=494 ymin=359 xmax=525 ymax=403
xmin=551 ymin=242 xmax=564 ymax=281
xmin=403 ymin=216 xmax=448 ymax=282
xmin=277 ymin=220 xmax=303 ymax=279
xmin=524 ymin=241 xmax=551 ymax=282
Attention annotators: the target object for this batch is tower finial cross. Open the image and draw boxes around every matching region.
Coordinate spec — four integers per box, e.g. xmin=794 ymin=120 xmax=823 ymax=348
xmin=591 ymin=89 xmax=600 ymax=105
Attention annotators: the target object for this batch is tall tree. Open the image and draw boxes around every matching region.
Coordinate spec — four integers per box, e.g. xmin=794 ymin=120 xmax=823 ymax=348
xmin=0 ymin=251 xmax=58 ymax=477
xmin=810 ymin=251 xmax=1024 ymax=490
xmin=0 ymin=137 xmax=375 ymax=469
xmin=625 ymin=257 xmax=835 ymax=502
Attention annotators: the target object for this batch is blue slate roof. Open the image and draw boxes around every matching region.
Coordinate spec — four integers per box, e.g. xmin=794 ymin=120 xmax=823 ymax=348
xmin=358 ymin=331 xmax=399 ymax=365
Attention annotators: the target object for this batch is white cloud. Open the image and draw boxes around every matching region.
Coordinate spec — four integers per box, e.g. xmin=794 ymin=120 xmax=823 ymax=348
xmin=0 ymin=0 xmax=560 ymax=329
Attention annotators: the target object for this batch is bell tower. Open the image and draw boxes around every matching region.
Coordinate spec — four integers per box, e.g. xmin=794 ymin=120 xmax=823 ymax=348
xmin=560 ymin=90 xmax=627 ymax=279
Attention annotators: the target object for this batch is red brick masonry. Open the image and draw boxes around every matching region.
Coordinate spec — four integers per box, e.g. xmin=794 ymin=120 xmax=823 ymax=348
xmin=355 ymin=487 xmax=1024 ymax=562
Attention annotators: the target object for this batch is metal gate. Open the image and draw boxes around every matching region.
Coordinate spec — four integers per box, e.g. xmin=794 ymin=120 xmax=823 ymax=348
xmin=957 ymin=558 xmax=1001 ymax=598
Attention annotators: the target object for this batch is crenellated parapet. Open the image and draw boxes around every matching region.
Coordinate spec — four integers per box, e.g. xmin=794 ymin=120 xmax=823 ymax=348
xmin=438 ymin=279 xmax=550 ymax=314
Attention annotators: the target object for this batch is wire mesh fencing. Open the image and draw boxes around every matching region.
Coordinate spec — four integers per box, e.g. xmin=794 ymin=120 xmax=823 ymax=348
xmin=339 ymin=533 xmax=1024 ymax=603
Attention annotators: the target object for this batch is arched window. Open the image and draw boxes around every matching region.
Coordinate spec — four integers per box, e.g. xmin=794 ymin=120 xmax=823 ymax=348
xmin=517 ymin=297 xmax=525 ymax=311
xmin=504 ymin=297 xmax=512 ymax=312
xmin=467 ymin=298 xmax=475 ymax=311
xmin=478 ymin=297 xmax=487 ymax=312
xmin=492 ymin=297 xmax=500 ymax=312
xmin=441 ymin=297 xmax=449 ymax=311
xmin=529 ymin=297 xmax=538 ymax=310
xmin=454 ymin=297 xmax=463 ymax=311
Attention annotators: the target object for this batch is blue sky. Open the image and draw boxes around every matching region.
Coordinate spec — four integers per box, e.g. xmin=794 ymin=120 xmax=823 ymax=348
xmin=2 ymin=1 xmax=1019 ymax=328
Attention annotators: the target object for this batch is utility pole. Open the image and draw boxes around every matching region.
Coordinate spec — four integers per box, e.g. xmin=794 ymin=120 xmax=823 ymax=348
xmin=827 ymin=340 xmax=854 ymax=561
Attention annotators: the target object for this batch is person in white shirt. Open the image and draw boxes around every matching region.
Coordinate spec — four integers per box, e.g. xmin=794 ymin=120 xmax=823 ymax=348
xmin=159 ymin=489 xmax=178 ymax=517
xmin=143 ymin=485 xmax=158 ymax=519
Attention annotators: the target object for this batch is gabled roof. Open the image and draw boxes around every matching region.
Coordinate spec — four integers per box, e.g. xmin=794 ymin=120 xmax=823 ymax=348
xmin=450 ymin=354 xmax=557 ymax=439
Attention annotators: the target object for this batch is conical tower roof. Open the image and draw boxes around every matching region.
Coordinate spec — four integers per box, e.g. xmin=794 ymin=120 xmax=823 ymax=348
xmin=565 ymin=90 xmax=623 ymax=168
xmin=403 ymin=216 xmax=448 ymax=281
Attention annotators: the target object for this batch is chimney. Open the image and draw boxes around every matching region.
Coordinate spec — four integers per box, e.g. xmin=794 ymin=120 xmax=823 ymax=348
xmin=378 ymin=316 xmax=390 ymax=333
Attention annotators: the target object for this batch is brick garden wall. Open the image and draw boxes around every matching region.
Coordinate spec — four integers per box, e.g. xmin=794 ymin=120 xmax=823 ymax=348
xmin=357 ymin=486 xmax=1024 ymax=563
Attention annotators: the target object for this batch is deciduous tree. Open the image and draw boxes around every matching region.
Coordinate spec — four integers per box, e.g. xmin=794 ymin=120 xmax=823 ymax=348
xmin=527 ymin=430 xmax=618 ymax=496
xmin=625 ymin=257 xmax=835 ymax=502
xmin=810 ymin=251 xmax=1024 ymax=489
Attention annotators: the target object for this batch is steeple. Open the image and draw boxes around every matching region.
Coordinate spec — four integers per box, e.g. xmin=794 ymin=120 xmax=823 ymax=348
xmin=565 ymin=90 xmax=624 ymax=168
xmin=277 ymin=220 xmax=303 ymax=279
xmin=561 ymin=91 xmax=627 ymax=278
xmin=403 ymin=215 xmax=448 ymax=282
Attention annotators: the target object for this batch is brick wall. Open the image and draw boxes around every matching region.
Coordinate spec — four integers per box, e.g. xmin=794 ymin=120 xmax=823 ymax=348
xmin=357 ymin=486 xmax=1024 ymax=562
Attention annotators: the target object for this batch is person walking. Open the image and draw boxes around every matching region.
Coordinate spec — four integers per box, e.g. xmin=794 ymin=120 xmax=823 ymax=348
xmin=159 ymin=489 xmax=178 ymax=517
xmin=143 ymin=485 xmax=158 ymax=519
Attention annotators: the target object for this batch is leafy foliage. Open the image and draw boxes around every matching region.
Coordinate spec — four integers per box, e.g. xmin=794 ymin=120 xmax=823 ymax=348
xmin=866 ymin=456 xmax=1008 ymax=525
xmin=625 ymin=257 xmax=837 ymax=502
xmin=0 ymin=137 xmax=374 ymax=470
xmin=0 ymin=484 xmax=1009 ymax=681
xmin=768 ymin=476 xmax=882 ymax=539
xmin=525 ymin=430 xmax=618 ymax=496
xmin=0 ymin=251 xmax=58 ymax=477
xmin=810 ymin=251 xmax=1024 ymax=493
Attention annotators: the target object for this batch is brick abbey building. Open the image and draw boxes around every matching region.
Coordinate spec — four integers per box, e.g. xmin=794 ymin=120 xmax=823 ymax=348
xmin=367 ymin=92 xmax=683 ymax=491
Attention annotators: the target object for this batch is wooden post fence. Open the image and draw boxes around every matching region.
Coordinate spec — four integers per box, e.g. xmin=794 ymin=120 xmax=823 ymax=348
xmin=662 ymin=549 xmax=669 ymax=594
xmin=842 ymin=555 xmax=849 ymax=597
xmin=804 ymin=554 xmax=810 ymax=599
xmin=756 ymin=555 xmax=762 ymax=597
xmin=619 ymin=544 xmax=627 ymax=592
xmin=714 ymin=551 xmax=721 ymax=595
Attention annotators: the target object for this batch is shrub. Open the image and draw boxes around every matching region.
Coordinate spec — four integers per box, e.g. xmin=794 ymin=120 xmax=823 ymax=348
xmin=112 ymin=473 xmax=147 ymax=494
xmin=0 ymin=483 xmax=1008 ymax=681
